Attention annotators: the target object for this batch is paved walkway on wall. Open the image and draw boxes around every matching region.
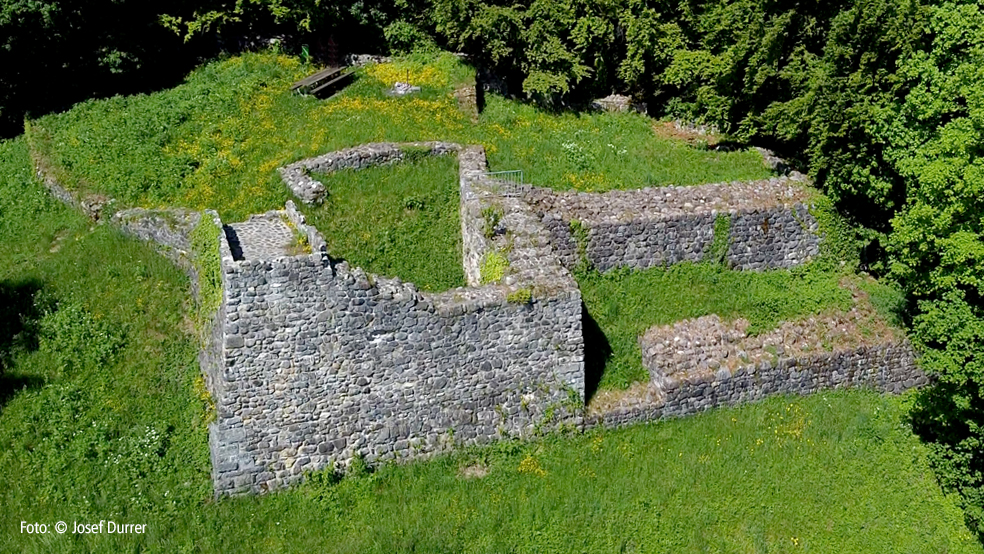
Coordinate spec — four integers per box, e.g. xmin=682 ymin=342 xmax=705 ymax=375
xmin=224 ymin=214 xmax=296 ymax=261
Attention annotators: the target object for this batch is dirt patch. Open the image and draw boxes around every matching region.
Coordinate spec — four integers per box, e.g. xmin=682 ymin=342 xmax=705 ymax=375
xmin=651 ymin=120 xmax=722 ymax=148
xmin=458 ymin=462 xmax=489 ymax=479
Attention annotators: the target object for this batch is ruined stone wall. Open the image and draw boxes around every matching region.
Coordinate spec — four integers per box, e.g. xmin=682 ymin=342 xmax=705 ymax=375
xmin=34 ymin=135 xmax=922 ymax=499
xmin=211 ymin=144 xmax=584 ymax=496
xmin=586 ymin=314 xmax=927 ymax=429
xmin=112 ymin=208 xmax=203 ymax=273
xmin=526 ymin=178 xmax=821 ymax=272
xmin=280 ymin=141 xmax=461 ymax=205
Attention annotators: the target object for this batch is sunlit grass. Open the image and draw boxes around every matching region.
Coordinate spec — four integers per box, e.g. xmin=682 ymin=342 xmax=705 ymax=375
xmin=0 ymin=130 xmax=978 ymax=553
xmin=29 ymin=50 xmax=771 ymax=224
xmin=303 ymin=154 xmax=464 ymax=291
xmin=2 ymin=49 xmax=973 ymax=554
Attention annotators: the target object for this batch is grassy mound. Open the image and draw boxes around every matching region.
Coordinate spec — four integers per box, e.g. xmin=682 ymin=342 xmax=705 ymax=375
xmin=27 ymin=51 xmax=771 ymax=223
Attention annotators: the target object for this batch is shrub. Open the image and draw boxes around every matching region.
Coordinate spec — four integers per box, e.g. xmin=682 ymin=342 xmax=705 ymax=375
xmin=706 ymin=214 xmax=731 ymax=265
xmin=482 ymin=205 xmax=504 ymax=239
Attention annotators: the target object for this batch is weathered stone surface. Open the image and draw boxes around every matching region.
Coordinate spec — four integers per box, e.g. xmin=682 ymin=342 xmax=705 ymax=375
xmin=590 ymin=94 xmax=647 ymax=114
xmin=113 ymin=208 xmax=202 ymax=273
xmin=585 ymin=314 xmax=927 ymax=429
xmin=525 ymin=178 xmax=821 ymax=272
xmin=211 ymin=144 xmax=584 ymax=496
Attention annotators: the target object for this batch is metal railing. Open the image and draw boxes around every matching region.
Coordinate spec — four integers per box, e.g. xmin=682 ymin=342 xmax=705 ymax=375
xmin=481 ymin=170 xmax=524 ymax=184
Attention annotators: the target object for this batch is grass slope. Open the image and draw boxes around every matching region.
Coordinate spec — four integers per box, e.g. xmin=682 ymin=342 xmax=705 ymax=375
xmin=28 ymin=51 xmax=771 ymax=224
xmin=1 ymin=142 xmax=979 ymax=552
xmin=0 ymin=137 xmax=211 ymax=550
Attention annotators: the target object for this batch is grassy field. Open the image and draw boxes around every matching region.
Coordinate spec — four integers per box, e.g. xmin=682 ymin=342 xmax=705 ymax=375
xmin=303 ymin=153 xmax=465 ymax=291
xmin=27 ymin=51 xmax=771 ymax=224
xmin=1 ymin=135 xmax=980 ymax=553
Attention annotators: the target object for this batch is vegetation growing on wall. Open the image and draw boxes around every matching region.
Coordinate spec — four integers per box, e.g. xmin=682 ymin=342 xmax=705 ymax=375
xmin=480 ymin=251 xmax=509 ymax=285
xmin=190 ymin=215 xmax=223 ymax=339
xmin=707 ymin=215 xmax=731 ymax=265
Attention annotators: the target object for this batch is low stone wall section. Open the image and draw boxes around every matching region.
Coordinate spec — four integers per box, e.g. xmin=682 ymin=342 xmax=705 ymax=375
xmin=586 ymin=313 xmax=927 ymax=428
xmin=526 ymin=178 xmax=821 ymax=271
xmin=280 ymin=141 xmax=461 ymax=205
xmin=112 ymin=208 xmax=203 ymax=273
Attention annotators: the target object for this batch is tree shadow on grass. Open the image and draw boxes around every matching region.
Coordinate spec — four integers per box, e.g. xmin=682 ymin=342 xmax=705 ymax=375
xmin=0 ymin=279 xmax=47 ymax=407
xmin=0 ymin=375 xmax=45 ymax=408
xmin=908 ymin=379 xmax=984 ymax=541
xmin=582 ymin=302 xmax=611 ymax=405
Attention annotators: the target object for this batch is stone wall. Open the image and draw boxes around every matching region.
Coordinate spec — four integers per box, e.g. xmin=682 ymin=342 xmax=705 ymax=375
xmin=213 ymin=144 xmax=584 ymax=496
xmin=280 ymin=141 xmax=461 ymax=205
xmin=526 ymin=178 xmax=821 ymax=272
xmin=586 ymin=314 xmax=927 ymax=428
xmin=112 ymin=208 xmax=203 ymax=273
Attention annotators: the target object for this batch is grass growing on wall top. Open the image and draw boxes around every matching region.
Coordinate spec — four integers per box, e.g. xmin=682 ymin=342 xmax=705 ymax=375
xmin=303 ymin=154 xmax=465 ymax=291
xmin=578 ymin=263 xmax=858 ymax=390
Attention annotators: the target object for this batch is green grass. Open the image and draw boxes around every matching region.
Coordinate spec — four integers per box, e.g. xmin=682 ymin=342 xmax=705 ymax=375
xmin=480 ymin=97 xmax=772 ymax=191
xmin=3 ymin=49 xmax=977 ymax=553
xmin=0 ymin=137 xmax=212 ymax=549
xmin=185 ymin=391 xmax=971 ymax=554
xmin=28 ymin=50 xmax=771 ymax=220
xmin=0 ymin=137 xmax=979 ymax=552
xmin=579 ymin=263 xmax=857 ymax=390
xmin=304 ymin=154 xmax=464 ymax=291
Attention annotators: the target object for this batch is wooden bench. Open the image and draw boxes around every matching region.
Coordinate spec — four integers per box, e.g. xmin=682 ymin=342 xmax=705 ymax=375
xmin=290 ymin=66 xmax=344 ymax=92
xmin=308 ymin=70 xmax=355 ymax=98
